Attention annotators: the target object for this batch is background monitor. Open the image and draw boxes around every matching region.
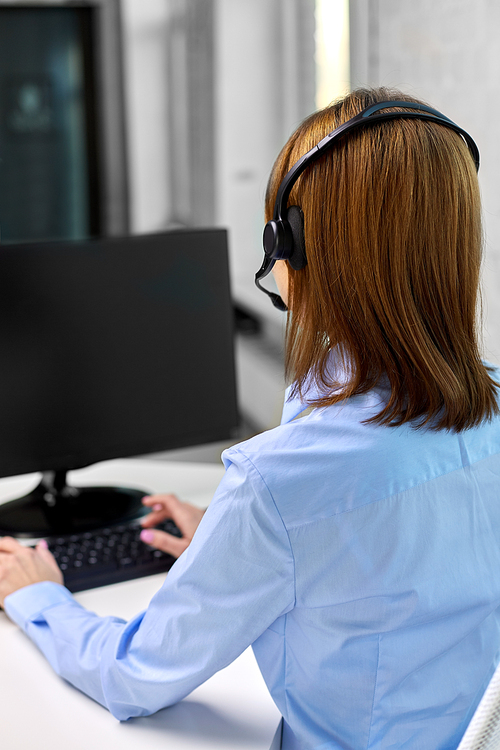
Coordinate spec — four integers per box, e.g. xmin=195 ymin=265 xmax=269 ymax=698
xmin=0 ymin=229 xmax=239 ymax=537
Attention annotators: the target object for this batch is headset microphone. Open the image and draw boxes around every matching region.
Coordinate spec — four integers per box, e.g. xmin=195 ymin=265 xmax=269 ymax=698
xmin=255 ymin=100 xmax=480 ymax=311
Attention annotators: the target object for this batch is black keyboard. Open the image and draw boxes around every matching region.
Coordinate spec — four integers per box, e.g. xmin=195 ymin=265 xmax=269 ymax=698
xmin=47 ymin=519 xmax=182 ymax=593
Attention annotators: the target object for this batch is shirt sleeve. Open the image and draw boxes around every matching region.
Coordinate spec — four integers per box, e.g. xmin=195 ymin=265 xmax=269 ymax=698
xmin=4 ymin=449 xmax=295 ymax=720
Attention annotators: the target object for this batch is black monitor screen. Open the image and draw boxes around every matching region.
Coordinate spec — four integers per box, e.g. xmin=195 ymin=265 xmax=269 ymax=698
xmin=0 ymin=229 xmax=239 ymax=479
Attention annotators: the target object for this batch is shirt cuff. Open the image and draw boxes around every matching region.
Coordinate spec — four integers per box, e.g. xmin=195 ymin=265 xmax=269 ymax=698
xmin=4 ymin=581 xmax=77 ymax=631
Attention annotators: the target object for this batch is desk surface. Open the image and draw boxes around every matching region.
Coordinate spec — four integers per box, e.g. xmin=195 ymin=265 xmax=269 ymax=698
xmin=0 ymin=459 xmax=281 ymax=750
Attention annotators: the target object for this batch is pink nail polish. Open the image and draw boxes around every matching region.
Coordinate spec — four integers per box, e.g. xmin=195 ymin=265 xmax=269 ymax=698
xmin=140 ymin=529 xmax=154 ymax=543
xmin=38 ymin=539 xmax=48 ymax=549
xmin=153 ymin=503 xmax=163 ymax=511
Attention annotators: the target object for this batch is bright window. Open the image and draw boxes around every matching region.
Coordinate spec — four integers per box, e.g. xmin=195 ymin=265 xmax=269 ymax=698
xmin=316 ymin=0 xmax=350 ymax=109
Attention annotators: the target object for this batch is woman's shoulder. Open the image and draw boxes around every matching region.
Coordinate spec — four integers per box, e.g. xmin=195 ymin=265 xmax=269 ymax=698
xmin=222 ymin=384 xmax=500 ymax=526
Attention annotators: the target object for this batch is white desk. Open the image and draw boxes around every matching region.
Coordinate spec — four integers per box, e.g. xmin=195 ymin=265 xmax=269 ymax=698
xmin=0 ymin=459 xmax=281 ymax=750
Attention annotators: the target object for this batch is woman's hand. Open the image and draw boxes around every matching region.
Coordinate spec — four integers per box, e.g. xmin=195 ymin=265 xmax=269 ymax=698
xmin=139 ymin=494 xmax=205 ymax=558
xmin=0 ymin=537 xmax=63 ymax=609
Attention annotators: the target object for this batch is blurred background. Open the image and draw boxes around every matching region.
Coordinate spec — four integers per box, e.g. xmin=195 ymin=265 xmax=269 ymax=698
xmin=0 ymin=0 xmax=498 ymax=460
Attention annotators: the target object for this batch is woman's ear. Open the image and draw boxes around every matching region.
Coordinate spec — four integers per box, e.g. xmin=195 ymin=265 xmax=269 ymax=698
xmin=271 ymin=260 xmax=290 ymax=307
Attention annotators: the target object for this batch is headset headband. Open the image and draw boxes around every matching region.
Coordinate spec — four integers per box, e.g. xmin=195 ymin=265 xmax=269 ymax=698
xmin=255 ymin=100 xmax=480 ymax=311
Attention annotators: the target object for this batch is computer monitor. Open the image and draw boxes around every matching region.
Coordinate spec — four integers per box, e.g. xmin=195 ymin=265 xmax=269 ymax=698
xmin=0 ymin=229 xmax=239 ymax=538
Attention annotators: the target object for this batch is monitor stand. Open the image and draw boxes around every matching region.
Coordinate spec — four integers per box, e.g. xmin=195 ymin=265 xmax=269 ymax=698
xmin=0 ymin=470 xmax=147 ymax=538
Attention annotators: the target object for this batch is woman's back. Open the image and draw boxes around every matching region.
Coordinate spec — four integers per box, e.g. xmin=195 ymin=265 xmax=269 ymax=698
xmin=229 ymin=368 xmax=500 ymax=748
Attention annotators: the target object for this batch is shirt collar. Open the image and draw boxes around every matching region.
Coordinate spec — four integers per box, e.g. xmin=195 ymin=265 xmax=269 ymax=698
xmin=280 ymin=386 xmax=309 ymax=425
xmin=280 ymin=349 xmax=351 ymax=425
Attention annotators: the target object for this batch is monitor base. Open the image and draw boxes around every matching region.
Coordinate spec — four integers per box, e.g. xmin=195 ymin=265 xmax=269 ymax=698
xmin=0 ymin=470 xmax=147 ymax=538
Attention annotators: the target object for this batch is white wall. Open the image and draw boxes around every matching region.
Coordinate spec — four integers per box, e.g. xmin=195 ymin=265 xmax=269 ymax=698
xmin=121 ymin=0 xmax=172 ymax=234
xmin=214 ymin=0 xmax=282 ymax=319
xmin=214 ymin=0 xmax=315 ymax=325
xmin=350 ymin=0 xmax=500 ymax=363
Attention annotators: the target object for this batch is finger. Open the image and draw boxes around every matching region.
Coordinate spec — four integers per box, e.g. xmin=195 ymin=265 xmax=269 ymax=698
xmin=140 ymin=494 xmax=184 ymax=527
xmin=142 ymin=494 xmax=182 ymax=511
xmin=140 ymin=509 xmax=167 ymax=528
xmin=141 ymin=499 xmax=164 ymax=512
xmin=0 ymin=537 xmax=24 ymax=554
xmin=36 ymin=542 xmax=60 ymax=572
xmin=139 ymin=528 xmax=187 ymax=558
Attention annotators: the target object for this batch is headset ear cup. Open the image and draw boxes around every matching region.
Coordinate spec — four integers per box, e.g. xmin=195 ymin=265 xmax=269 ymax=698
xmin=286 ymin=206 xmax=307 ymax=270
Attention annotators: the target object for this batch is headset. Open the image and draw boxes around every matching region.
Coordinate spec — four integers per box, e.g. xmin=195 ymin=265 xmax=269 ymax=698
xmin=255 ymin=100 xmax=481 ymax=311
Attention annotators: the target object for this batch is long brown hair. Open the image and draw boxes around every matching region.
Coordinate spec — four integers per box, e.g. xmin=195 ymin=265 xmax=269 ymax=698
xmin=266 ymin=87 xmax=498 ymax=430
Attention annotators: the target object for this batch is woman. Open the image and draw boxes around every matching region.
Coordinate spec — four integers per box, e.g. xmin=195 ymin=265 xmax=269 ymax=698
xmin=1 ymin=87 xmax=500 ymax=750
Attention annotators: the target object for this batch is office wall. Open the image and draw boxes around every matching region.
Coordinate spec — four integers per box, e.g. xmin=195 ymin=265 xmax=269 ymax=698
xmin=122 ymin=0 xmax=315 ymax=318
xmin=350 ymin=0 xmax=500 ymax=363
xmin=121 ymin=0 xmax=171 ymax=234
xmin=214 ymin=0 xmax=315 ymax=321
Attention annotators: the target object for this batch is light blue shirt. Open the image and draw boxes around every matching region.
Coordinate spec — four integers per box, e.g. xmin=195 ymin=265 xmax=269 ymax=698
xmin=6 ymin=369 xmax=500 ymax=749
